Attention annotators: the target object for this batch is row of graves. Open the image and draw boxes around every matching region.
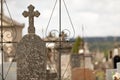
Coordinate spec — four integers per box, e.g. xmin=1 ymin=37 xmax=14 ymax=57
xmin=0 ymin=4 xmax=92 ymax=80
xmin=2 ymin=4 xmax=120 ymax=80
xmin=0 ymin=4 xmax=97 ymax=80
xmin=0 ymin=4 xmax=97 ymax=79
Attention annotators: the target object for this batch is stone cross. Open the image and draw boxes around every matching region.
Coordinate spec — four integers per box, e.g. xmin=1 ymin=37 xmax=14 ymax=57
xmin=22 ymin=4 xmax=40 ymax=33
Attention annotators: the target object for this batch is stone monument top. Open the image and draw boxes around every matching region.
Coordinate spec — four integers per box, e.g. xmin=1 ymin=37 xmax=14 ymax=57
xmin=22 ymin=4 xmax=40 ymax=33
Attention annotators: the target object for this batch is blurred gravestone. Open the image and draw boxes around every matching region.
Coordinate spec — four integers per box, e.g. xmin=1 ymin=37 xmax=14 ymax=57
xmin=106 ymin=69 xmax=117 ymax=80
xmin=117 ymin=62 xmax=120 ymax=73
xmin=113 ymin=55 xmax=120 ymax=69
xmin=71 ymin=54 xmax=81 ymax=69
xmin=16 ymin=4 xmax=46 ymax=80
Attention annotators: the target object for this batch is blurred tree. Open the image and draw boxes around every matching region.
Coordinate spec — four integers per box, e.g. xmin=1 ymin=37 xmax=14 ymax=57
xmin=71 ymin=36 xmax=83 ymax=54
xmin=96 ymin=70 xmax=105 ymax=80
xmin=104 ymin=50 xmax=109 ymax=61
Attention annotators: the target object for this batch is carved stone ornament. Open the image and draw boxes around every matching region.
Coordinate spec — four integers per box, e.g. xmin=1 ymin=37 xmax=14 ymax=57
xmin=22 ymin=4 xmax=40 ymax=33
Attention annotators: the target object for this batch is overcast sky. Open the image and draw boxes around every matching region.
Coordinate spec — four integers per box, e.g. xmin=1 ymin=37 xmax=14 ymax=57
xmin=3 ymin=0 xmax=120 ymax=37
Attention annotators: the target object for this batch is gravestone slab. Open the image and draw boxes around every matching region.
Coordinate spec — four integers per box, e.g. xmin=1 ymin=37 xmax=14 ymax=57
xmin=71 ymin=54 xmax=81 ymax=69
xmin=16 ymin=4 xmax=46 ymax=80
xmin=17 ymin=34 xmax=46 ymax=80
xmin=106 ymin=69 xmax=117 ymax=80
xmin=117 ymin=62 xmax=120 ymax=73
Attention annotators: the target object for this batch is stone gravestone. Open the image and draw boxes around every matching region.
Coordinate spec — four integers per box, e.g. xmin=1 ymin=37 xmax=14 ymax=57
xmin=106 ymin=69 xmax=117 ymax=80
xmin=71 ymin=54 xmax=81 ymax=69
xmin=117 ymin=62 xmax=120 ymax=73
xmin=16 ymin=4 xmax=46 ymax=80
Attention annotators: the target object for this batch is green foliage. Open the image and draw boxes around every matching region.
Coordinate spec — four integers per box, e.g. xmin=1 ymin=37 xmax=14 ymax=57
xmin=72 ymin=36 xmax=82 ymax=54
xmin=96 ymin=70 xmax=105 ymax=80
xmin=89 ymin=42 xmax=114 ymax=52
xmin=85 ymin=37 xmax=120 ymax=52
xmin=104 ymin=50 xmax=109 ymax=60
xmin=104 ymin=51 xmax=108 ymax=57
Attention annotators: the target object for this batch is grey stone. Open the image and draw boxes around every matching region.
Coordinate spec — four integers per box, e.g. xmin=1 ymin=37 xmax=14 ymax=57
xmin=71 ymin=54 xmax=81 ymax=69
xmin=106 ymin=69 xmax=117 ymax=80
xmin=117 ymin=62 xmax=120 ymax=73
xmin=16 ymin=34 xmax=46 ymax=80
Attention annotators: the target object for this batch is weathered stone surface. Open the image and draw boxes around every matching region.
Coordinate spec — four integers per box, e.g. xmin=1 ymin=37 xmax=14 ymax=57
xmin=16 ymin=34 xmax=46 ymax=80
xmin=71 ymin=54 xmax=81 ymax=69
xmin=117 ymin=62 xmax=120 ymax=73
xmin=106 ymin=69 xmax=117 ymax=80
